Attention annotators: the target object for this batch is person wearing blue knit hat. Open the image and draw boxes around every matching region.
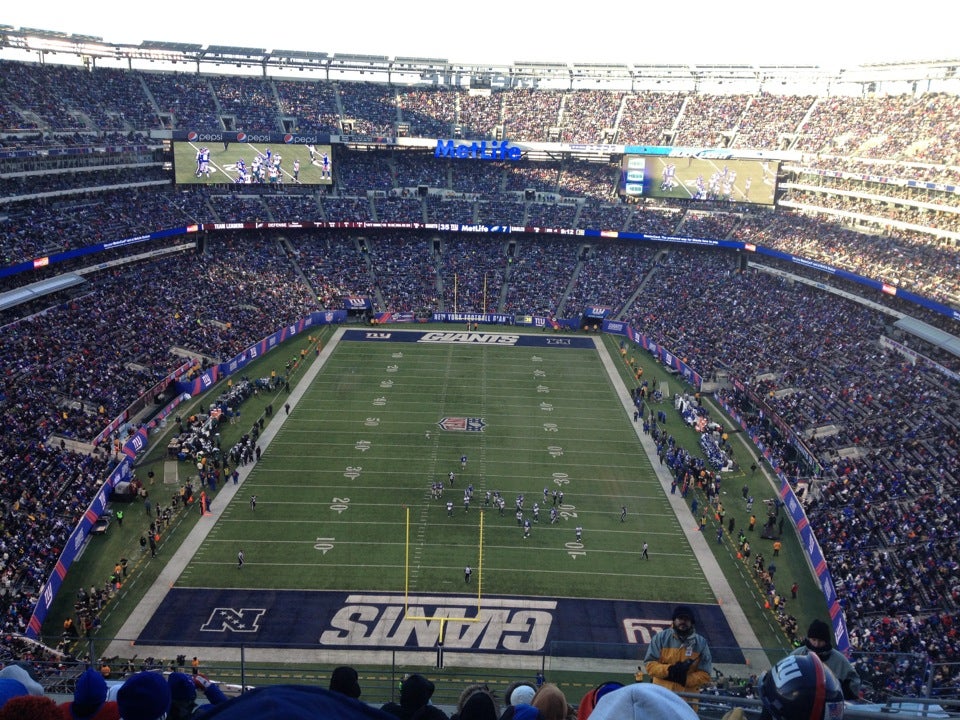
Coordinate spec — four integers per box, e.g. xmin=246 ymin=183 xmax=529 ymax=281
xmin=58 ymin=667 xmax=120 ymax=720
xmin=168 ymin=671 xmax=227 ymax=719
xmin=117 ymin=672 xmax=170 ymax=720
xmin=0 ymin=678 xmax=28 ymax=711
xmin=200 ymin=685 xmax=397 ymax=720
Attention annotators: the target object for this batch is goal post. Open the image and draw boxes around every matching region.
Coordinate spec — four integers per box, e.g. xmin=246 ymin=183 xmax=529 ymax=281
xmin=404 ymin=505 xmax=484 ymax=627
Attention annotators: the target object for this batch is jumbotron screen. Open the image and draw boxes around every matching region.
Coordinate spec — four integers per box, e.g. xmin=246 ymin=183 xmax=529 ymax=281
xmin=620 ymin=156 xmax=778 ymax=205
xmin=172 ymin=141 xmax=333 ymax=185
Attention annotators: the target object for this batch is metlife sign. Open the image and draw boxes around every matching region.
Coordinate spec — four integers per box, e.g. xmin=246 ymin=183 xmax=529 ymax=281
xmin=435 ymin=139 xmax=522 ymax=161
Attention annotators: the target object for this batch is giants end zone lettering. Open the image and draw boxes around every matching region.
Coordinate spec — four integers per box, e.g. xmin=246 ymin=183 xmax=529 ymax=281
xmin=200 ymin=608 xmax=266 ymax=633
xmin=419 ymin=332 xmax=520 ymax=345
xmin=320 ymin=595 xmax=554 ymax=651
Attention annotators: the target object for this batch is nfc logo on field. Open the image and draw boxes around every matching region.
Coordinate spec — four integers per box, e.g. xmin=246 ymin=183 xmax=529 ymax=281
xmin=201 ymin=607 xmax=266 ymax=633
xmin=437 ymin=417 xmax=486 ymax=432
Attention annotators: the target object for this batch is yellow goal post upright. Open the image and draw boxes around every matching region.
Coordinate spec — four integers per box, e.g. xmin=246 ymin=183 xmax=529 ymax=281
xmin=404 ymin=506 xmax=484 ymax=645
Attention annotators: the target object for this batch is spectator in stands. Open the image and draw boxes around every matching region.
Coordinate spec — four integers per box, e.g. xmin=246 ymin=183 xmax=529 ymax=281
xmin=791 ymin=619 xmax=861 ymax=700
xmin=329 ymin=666 xmax=363 ymax=700
xmin=167 ymin=671 xmax=227 ymax=719
xmin=587 ymin=683 xmax=698 ymax=720
xmin=57 ymin=667 xmax=120 ymax=720
xmin=381 ymin=674 xmax=436 ymax=720
xmin=451 ymin=685 xmax=499 ymax=720
xmin=116 ymin=672 xmax=170 ymax=720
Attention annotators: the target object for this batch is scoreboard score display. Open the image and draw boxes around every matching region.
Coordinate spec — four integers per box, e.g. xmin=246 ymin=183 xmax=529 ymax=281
xmin=620 ymin=155 xmax=778 ymax=205
xmin=173 ymin=141 xmax=333 ymax=186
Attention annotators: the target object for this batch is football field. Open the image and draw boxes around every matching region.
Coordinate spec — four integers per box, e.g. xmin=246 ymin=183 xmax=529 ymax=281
xmin=108 ymin=328 xmax=756 ymax=668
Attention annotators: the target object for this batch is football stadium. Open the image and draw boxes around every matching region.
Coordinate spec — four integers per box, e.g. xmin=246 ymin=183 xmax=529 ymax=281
xmin=0 ymin=25 xmax=958 ymax=720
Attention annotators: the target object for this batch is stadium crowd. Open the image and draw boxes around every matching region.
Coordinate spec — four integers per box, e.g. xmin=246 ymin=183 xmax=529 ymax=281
xmin=0 ymin=56 xmax=959 ymax=701
xmin=0 ymin=660 xmax=730 ymax=720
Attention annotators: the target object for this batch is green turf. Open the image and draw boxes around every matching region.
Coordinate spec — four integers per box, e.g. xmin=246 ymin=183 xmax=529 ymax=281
xmin=44 ymin=325 xmax=826 ymax=674
xmin=178 ymin=336 xmax=711 ymax=603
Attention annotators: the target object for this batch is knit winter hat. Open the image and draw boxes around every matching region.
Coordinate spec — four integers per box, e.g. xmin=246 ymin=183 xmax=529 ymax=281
xmin=0 ymin=694 xmax=61 ymax=720
xmin=507 ymin=685 xmax=536 ymax=707
xmin=0 ymin=678 xmax=28 ymax=710
xmin=329 ymin=667 xmax=362 ymax=699
xmin=201 ymin=685 xmax=398 ymax=720
xmin=0 ymin=664 xmax=44 ymax=696
xmin=117 ymin=672 xmax=171 ymax=720
xmin=71 ymin=668 xmax=108 ymax=719
xmin=167 ymin=672 xmax=197 ymax=704
xmin=588 ymin=683 xmax=698 ymax=720
xmin=400 ymin=674 xmax=435 ymax=711
xmin=500 ymin=705 xmax=544 ymax=720
xmin=575 ymin=682 xmax=623 ymax=720
xmin=459 ymin=690 xmax=498 ymax=720
xmin=672 ymin=605 xmax=695 ymax=623
xmin=807 ymin=619 xmax=833 ymax=647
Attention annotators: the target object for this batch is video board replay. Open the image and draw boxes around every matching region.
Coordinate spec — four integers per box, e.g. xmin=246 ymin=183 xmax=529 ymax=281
xmin=620 ymin=155 xmax=778 ymax=205
xmin=173 ymin=141 xmax=333 ymax=185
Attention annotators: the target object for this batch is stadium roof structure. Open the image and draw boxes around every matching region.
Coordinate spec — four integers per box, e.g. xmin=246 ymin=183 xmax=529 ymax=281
xmin=895 ymin=317 xmax=960 ymax=359
xmin=2 ymin=24 xmax=960 ymax=94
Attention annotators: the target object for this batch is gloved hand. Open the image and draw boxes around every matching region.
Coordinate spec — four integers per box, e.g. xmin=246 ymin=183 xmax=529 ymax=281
xmin=666 ymin=660 xmax=693 ymax=686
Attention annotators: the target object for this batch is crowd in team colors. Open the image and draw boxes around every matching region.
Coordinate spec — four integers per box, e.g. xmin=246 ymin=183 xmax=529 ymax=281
xmin=4 ymin=59 xmax=960 ymax=162
xmin=729 ymin=212 xmax=960 ymax=307
xmin=623 ymin=248 xmax=959 ymax=694
xmin=0 ymin=660 xmax=744 ymax=720
xmin=1 ymin=57 xmax=959 ymax=699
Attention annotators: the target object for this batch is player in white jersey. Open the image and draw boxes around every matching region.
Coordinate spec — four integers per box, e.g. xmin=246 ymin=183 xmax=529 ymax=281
xmin=195 ymin=147 xmax=211 ymax=178
xmin=660 ymin=162 xmax=677 ymax=192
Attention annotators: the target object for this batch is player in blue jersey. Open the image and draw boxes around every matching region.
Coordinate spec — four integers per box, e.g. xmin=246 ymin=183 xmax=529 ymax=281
xmin=321 ymin=152 xmax=331 ymax=179
xmin=235 ymin=158 xmax=247 ymax=184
